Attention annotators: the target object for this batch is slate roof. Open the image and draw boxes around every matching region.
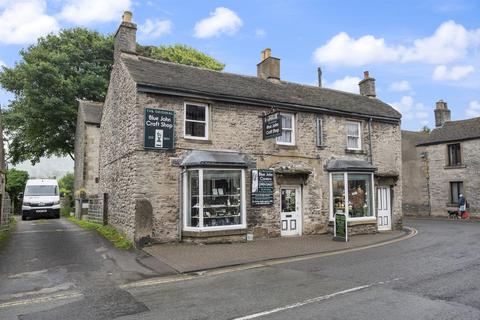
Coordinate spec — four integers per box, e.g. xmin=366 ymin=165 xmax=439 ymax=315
xmin=326 ymin=158 xmax=377 ymax=172
xmin=181 ymin=150 xmax=249 ymax=167
xmin=78 ymin=100 xmax=103 ymax=125
xmin=417 ymin=117 xmax=480 ymax=146
xmin=121 ymin=54 xmax=401 ymax=121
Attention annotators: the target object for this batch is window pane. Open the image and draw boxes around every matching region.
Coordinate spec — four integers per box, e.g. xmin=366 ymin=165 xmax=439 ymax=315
xmin=316 ymin=118 xmax=323 ymax=146
xmin=451 ymin=182 xmax=463 ymax=204
xmin=277 ymin=130 xmax=292 ymax=143
xmin=281 ymin=189 xmax=296 ymax=212
xmin=281 ymin=114 xmax=292 ymax=129
xmin=348 ymin=174 xmax=372 ymax=217
xmin=186 ymin=104 xmax=206 ymax=121
xmin=347 ymin=136 xmax=359 ymax=149
xmin=347 ymin=123 xmax=359 ymax=136
xmin=187 ymin=171 xmax=199 ymax=227
xmin=332 ymin=173 xmax=345 ymax=214
xmin=185 ymin=121 xmax=206 ymax=137
xmin=202 ymin=170 xmax=242 ymax=227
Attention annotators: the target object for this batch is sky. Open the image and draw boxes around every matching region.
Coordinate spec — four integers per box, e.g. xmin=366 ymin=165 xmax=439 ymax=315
xmin=0 ymin=0 xmax=479 ymax=176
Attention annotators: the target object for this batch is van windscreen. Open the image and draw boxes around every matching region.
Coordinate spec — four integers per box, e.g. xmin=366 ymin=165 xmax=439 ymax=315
xmin=25 ymin=185 xmax=58 ymax=196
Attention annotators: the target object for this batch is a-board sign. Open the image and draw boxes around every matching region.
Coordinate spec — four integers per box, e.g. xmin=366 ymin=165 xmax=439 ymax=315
xmin=263 ymin=114 xmax=282 ymax=140
xmin=144 ymin=108 xmax=175 ymax=150
xmin=251 ymin=169 xmax=274 ymax=205
xmin=333 ymin=212 xmax=348 ymax=242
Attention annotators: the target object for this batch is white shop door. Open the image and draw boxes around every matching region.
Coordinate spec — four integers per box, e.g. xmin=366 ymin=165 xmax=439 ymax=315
xmin=377 ymin=186 xmax=391 ymax=231
xmin=280 ymin=186 xmax=302 ymax=236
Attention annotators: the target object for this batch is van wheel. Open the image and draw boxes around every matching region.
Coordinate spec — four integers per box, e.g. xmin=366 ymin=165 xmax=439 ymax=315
xmin=22 ymin=215 xmax=27 ymax=221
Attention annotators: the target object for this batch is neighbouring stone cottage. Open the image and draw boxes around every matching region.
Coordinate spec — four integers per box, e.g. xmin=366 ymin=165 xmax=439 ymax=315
xmin=95 ymin=12 xmax=403 ymax=246
xmin=402 ymin=100 xmax=480 ymax=217
xmin=73 ymin=100 xmax=102 ymax=219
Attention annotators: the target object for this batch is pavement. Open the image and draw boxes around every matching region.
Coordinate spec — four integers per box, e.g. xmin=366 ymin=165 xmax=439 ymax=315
xmin=143 ymin=228 xmax=409 ymax=273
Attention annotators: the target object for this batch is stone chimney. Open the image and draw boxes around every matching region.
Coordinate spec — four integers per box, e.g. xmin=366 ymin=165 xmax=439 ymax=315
xmin=434 ymin=100 xmax=451 ymax=127
xmin=114 ymin=11 xmax=137 ymax=58
xmin=257 ymin=48 xmax=280 ymax=82
xmin=317 ymin=67 xmax=323 ymax=87
xmin=358 ymin=71 xmax=376 ymax=98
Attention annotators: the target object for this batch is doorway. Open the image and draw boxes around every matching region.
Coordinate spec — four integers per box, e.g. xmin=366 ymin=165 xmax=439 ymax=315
xmin=377 ymin=186 xmax=392 ymax=231
xmin=280 ymin=185 xmax=302 ymax=236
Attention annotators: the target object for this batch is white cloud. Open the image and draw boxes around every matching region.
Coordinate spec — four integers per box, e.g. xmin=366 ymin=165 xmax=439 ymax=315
xmin=0 ymin=60 xmax=5 ymax=67
xmin=194 ymin=7 xmax=242 ymax=38
xmin=390 ymin=96 xmax=429 ymax=120
xmin=255 ymin=28 xmax=266 ymax=39
xmin=313 ymin=32 xmax=401 ymax=66
xmin=325 ymin=76 xmax=361 ymax=94
xmin=313 ymin=20 xmax=480 ymax=66
xmin=432 ymin=65 xmax=475 ymax=81
xmin=139 ymin=19 xmax=171 ymax=39
xmin=0 ymin=0 xmax=59 ymax=44
xmin=466 ymin=100 xmax=480 ymax=118
xmin=59 ymin=0 xmax=131 ymax=24
xmin=389 ymin=80 xmax=411 ymax=92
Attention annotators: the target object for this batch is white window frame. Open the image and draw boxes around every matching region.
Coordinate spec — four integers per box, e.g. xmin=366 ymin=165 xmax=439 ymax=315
xmin=328 ymin=172 xmax=375 ymax=222
xmin=184 ymin=102 xmax=209 ymax=140
xmin=276 ymin=113 xmax=295 ymax=146
xmin=316 ymin=117 xmax=324 ymax=147
xmin=183 ymin=168 xmax=247 ymax=232
xmin=346 ymin=121 xmax=362 ymax=150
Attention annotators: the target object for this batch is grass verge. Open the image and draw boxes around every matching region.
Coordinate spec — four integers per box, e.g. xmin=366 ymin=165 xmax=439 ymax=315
xmin=0 ymin=217 xmax=17 ymax=245
xmin=67 ymin=217 xmax=133 ymax=250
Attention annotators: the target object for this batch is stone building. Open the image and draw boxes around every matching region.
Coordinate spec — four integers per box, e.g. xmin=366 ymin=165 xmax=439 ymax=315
xmin=97 ymin=12 xmax=403 ymax=246
xmin=402 ymin=100 xmax=480 ymax=217
xmin=73 ymin=100 xmax=102 ymax=217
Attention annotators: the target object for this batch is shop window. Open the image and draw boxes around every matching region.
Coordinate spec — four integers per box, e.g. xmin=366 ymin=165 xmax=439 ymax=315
xmin=346 ymin=121 xmax=361 ymax=150
xmin=276 ymin=113 xmax=295 ymax=145
xmin=450 ymin=181 xmax=463 ymax=204
xmin=330 ymin=172 xmax=373 ymax=219
xmin=316 ymin=117 xmax=324 ymax=147
xmin=185 ymin=169 xmax=246 ymax=230
xmin=184 ymin=102 xmax=209 ymax=139
xmin=447 ymin=143 xmax=461 ymax=166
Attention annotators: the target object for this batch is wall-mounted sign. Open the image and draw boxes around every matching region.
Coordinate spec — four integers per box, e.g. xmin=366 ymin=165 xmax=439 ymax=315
xmin=263 ymin=114 xmax=282 ymax=140
xmin=251 ymin=169 xmax=274 ymax=205
xmin=333 ymin=213 xmax=348 ymax=242
xmin=144 ymin=108 xmax=175 ymax=150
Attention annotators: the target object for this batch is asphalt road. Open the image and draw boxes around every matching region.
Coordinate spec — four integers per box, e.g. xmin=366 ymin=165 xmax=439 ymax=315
xmin=1 ymin=218 xmax=480 ymax=319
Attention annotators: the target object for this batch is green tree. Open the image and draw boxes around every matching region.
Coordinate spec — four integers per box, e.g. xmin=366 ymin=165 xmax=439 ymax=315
xmin=58 ymin=172 xmax=74 ymax=206
xmin=422 ymin=125 xmax=431 ymax=133
xmin=0 ymin=28 xmax=114 ymax=165
xmin=1 ymin=30 xmax=225 ymax=165
xmin=6 ymin=168 xmax=29 ymax=213
xmin=138 ymin=44 xmax=225 ymax=71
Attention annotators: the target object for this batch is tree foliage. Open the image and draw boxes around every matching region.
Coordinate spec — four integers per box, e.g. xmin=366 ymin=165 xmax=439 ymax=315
xmin=6 ymin=168 xmax=29 ymax=213
xmin=0 ymin=29 xmax=225 ymax=165
xmin=0 ymin=28 xmax=114 ymax=165
xmin=58 ymin=172 xmax=74 ymax=206
xmin=422 ymin=125 xmax=431 ymax=133
xmin=138 ymin=44 xmax=225 ymax=71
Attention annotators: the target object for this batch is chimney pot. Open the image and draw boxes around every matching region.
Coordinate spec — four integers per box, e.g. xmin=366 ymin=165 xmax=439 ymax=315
xmin=364 ymin=71 xmax=370 ymax=79
xmin=122 ymin=11 xmax=132 ymax=23
xmin=317 ymin=67 xmax=323 ymax=87
xmin=359 ymin=71 xmax=376 ymax=98
xmin=264 ymin=48 xmax=271 ymax=59
xmin=434 ymin=99 xmax=451 ymax=127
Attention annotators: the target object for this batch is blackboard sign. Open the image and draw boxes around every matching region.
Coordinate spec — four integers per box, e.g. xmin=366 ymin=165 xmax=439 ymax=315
xmin=263 ymin=114 xmax=282 ymax=140
xmin=333 ymin=213 xmax=348 ymax=242
xmin=144 ymin=108 xmax=175 ymax=150
xmin=251 ymin=169 xmax=274 ymax=205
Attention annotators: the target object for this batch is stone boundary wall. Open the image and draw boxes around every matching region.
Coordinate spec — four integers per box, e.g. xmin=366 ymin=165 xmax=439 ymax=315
xmin=88 ymin=194 xmax=104 ymax=224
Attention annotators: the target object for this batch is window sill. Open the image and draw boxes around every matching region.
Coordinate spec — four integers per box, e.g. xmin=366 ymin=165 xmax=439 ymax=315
xmin=183 ymin=137 xmax=212 ymax=144
xmin=329 ymin=217 xmax=376 ymax=225
xmin=182 ymin=228 xmax=247 ymax=238
xmin=345 ymin=149 xmax=367 ymax=155
xmin=444 ymin=165 xmax=466 ymax=169
xmin=317 ymin=145 xmax=327 ymax=150
xmin=276 ymin=144 xmax=297 ymax=150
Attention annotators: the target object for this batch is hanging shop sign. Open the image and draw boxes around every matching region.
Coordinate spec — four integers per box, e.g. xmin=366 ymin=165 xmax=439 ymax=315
xmin=251 ymin=169 xmax=274 ymax=205
xmin=333 ymin=212 xmax=348 ymax=242
xmin=262 ymin=113 xmax=282 ymax=140
xmin=144 ymin=108 xmax=175 ymax=150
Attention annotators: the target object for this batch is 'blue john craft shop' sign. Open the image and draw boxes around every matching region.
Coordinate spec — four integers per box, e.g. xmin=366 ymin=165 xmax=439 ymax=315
xmin=144 ymin=108 xmax=175 ymax=150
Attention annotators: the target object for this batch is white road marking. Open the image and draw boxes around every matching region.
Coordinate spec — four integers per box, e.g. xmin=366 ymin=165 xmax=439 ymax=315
xmin=0 ymin=283 xmax=75 ymax=301
xmin=232 ymin=279 xmax=402 ymax=320
xmin=0 ymin=291 xmax=83 ymax=309
xmin=8 ymin=269 xmax=48 ymax=279
xmin=121 ymin=227 xmax=417 ymax=289
xmin=95 ymin=247 xmax=107 ymax=253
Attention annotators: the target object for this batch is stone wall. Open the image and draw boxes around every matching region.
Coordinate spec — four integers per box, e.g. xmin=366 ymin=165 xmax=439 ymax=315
xmin=426 ymin=139 xmax=480 ymax=217
xmin=401 ymin=130 xmax=430 ymax=216
xmin=74 ymin=107 xmax=86 ymax=194
xmin=84 ymin=125 xmax=100 ymax=195
xmin=98 ymin=56 xmax=139 ymax=241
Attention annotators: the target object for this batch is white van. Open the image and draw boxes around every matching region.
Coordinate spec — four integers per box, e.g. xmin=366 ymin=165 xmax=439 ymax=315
xmin=21 ymin=179 xmax=61 ymax=220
